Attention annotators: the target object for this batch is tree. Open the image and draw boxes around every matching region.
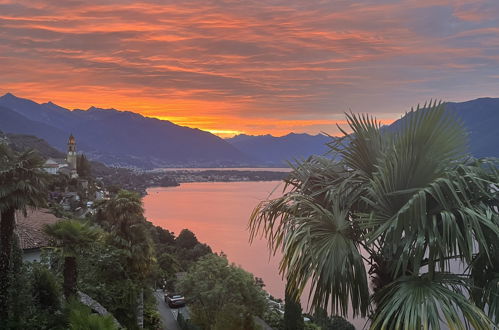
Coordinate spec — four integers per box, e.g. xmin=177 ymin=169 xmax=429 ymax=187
xmin=178 ymin=254 xmax=266 ymax=330
xmin=249 ymin=102 xmax=499 ymax=328
xmin=66 ymin=299 xmax=118 ymax=330
xmin=176 ymin=229 xmax=199 ymax=249
xmin=99 ymin=190 xmax=155 ymax=329
xmin=76 ymin=154 xmax=91 ymax=178
xmin=0 ymin=144 xmax=48 ymax=319
xmin=284 ymin=282 xmax=304 ymax=330
xmin=44 ymin=220 xmax=101 ymax=299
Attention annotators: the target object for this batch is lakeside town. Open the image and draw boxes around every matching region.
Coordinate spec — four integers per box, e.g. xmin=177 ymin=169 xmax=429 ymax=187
xmin=1 ymin=1 xmax=499 ymax=329
xmin=2 ymin=132 xmax=351 ymax=330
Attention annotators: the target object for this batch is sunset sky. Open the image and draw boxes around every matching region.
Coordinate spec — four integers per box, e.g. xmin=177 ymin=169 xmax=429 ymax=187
xmin=1 ymin=0 xmax=498 ymax=137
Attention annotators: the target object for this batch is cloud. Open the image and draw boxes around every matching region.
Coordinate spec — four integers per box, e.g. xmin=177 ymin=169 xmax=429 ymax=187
xmin=0 ymin=0 xmax=498 ymax=136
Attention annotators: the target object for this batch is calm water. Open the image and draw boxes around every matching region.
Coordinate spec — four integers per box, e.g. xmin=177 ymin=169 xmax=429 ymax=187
xmin=143 ymin=181 xmax=367 ymax=328
xmin=143 ymin=181 xmax=286 ymax=298
xmin=153 ymin=167 xmax=292 ymax=172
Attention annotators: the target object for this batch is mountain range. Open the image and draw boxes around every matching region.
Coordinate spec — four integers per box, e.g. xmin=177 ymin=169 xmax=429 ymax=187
xmin=0 ymin=93 xmax=498 ymax=168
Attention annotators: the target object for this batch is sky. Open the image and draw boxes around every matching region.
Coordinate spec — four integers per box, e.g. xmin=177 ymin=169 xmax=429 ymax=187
xmin=1 ymin=0 xmax=498 ymax=137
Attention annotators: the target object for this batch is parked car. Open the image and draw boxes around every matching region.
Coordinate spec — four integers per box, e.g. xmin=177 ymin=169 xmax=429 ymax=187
xmin=164 ymin=293 xmax=186 ymax=308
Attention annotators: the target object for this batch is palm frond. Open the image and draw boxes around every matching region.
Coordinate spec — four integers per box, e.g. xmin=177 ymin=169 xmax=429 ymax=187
xmin=371 ymin=273 xmax=494 ymax=330
xmin=249 ymin=163 xmax=370 ymax=316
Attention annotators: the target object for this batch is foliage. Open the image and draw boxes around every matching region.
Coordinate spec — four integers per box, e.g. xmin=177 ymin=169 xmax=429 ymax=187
xmin=178 ymin=254 xmax=266 ymax=330
xmin=249 ymin=102 xmax=499 ymax=328
xmin=178 ymin=312 xmax=201 ymax=330
xmin=76 ymin=154 xmax=91 ymax=178
xmin=313 ymin=308 xmax=355 ymax=330
xmin=31 ymin=263 xmax=62 ymax=312
xmin=3 ymin=261 xmax=66 ymax=330
xmin=0 ymin=143 xmax=48 ymax=320
xmin=45 ymin=220 xmax=102 ymax=256
xmin=303 ymin=323 xmax=321 ymax=330
xmin=262 ymin=308 xmax=283 ymax=330
xmin=176 ymin=229 xmax=199 ymax=249
xmin=284 ymin=284 xmax=304 ymax=330
xmin=143 ymin=289 xmax=162 ymax=330
xmin=44 ymin=220 xmax=102 ymax=299
xmin=0 ymin=144 xmax=48 ymax=213
xmin=66 ymin=299 xmax=118 ymax=330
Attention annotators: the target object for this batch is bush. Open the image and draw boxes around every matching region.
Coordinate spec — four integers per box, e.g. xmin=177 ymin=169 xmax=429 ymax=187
xmin=330 ymin=316 xmax=355 ymax=330
xmin=66 ymin=300 xmax=118 ymax=330
xmin=31 ymin=263 xmax=61 ymax=312
xmin=178 ymin=312 xmax=201 ymax=330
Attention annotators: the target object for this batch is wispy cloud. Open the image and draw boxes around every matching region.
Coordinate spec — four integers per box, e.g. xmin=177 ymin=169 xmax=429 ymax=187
xmin=0 ymin=0 xmax=498 ymax=136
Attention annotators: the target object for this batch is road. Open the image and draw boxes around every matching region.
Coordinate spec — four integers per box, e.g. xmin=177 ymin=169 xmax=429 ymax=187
xmin=153 ymin=289 xmax=181 ymax=330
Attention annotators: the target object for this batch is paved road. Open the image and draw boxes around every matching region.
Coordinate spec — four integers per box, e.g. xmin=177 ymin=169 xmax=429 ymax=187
xmin=154 ymin=290 xmax=181 ymax=330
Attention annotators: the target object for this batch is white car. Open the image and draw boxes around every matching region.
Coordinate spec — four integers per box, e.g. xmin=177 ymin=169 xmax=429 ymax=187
xmin=164 ymin=293 xmax=186 ymax=308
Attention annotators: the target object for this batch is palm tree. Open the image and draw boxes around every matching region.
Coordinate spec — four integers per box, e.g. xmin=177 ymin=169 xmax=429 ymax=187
xmin=249 ymin=102 xmax=499 ymax=329
xmin=99 ymin=190 xmax=154 ymax=328
xmin=44 ymin=220 xmax=101 ymax=299
xmin=0 ymin=144 xmax=47 ymax=319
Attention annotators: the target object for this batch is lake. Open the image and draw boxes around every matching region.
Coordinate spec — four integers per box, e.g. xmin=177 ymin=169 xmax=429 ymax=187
xmin=143 ymin=181 xmax=286 ymax=298
xmin=143 ymin=180 xmax=367 ymax=328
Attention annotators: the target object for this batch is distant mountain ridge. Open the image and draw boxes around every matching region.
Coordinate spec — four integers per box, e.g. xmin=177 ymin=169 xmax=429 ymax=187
xmin=387 ymin=98 xmax=499 ymax=158
xmin=226 ymin=133 xmax=332 ymax=165
xmin=0 ymin=93 xmax=498 ymax=168
xmin=0 ymin=93 xmax=249 ymax=168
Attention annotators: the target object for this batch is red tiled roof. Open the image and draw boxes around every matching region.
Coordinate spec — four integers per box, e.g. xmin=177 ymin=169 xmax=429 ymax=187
xmin=16 ymin=209 xmax=61 ymax=250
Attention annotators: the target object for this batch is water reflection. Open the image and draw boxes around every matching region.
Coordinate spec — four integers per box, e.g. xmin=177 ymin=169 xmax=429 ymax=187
xmin=143 ymin=181 xmax=286 ymax=299
xmin=143 ymin=181 xmax=367 ymax=328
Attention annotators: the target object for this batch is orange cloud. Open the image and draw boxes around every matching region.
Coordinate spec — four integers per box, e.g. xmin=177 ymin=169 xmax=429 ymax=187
xmin=0 ymin=0 xmax=498 ymax=137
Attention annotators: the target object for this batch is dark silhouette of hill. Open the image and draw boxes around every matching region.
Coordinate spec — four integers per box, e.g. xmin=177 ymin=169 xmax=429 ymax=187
xmin=1 ymin=93 xmax=498 ymax=167
xmin=387 ymin=98 xmax=499 ymax=158
xmin=0 ymin=93 xmax=249 ymax=168
xmin=0 ymin=131 xmax=66 ymax=159
xmin=226 ymin=133 xmax=332 ymax=165
xmin=445 ymin=98 xmax=499 ymax=158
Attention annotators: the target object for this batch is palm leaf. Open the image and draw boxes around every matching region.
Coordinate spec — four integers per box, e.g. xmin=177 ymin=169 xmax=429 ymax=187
xmin=371 ymin=273 xmax=494 ymax=329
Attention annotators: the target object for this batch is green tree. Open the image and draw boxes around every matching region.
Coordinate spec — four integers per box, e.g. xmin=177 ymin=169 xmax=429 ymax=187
xmin=76 ymin=154 xmax=91 ymax=178
xmin=44 ymin=220 xmax=101 ymax=299
xmin=66 ymin=299 xmax=118 ymax=330
xmin=249 ymin=102 xmax=499 ymax=329
xmin=0 ymin=144 xmax=47 ymax=320
xmin=314 ymin=308 xmax=355 ymax=330
xmin=99 ymin=190 xmax=155 ymax=329
xmin=178 ymin=254 xmax=266 ymax=330
xmin=176 ymin=228 xmax=198 ymax=249
xmin=284 ymin=283 xmax=304 ymax=330
xmin=31 ymin=263 xmax=61 ymax=313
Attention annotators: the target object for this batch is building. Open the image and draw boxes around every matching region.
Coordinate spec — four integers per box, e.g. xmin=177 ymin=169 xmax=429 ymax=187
xmin=66 ymin=134 xmax=78 ymax=178
xmin=16 ymin=209 xmax=61 ymax=262
xmin=42 ymin=134 xmax=79 ymax=178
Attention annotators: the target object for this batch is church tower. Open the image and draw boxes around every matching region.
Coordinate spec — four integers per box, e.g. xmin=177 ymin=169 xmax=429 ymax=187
xmin=66 ymin=134 xmax=78 ymax=176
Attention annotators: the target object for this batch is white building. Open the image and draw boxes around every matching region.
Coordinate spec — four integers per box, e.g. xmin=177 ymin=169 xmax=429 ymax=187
xmin=42 ymin=134 xmax=78 ymax=178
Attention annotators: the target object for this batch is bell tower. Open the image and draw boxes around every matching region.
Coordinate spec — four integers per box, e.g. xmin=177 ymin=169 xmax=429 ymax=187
xmin=66 ymin=134 xmax=78 ymax=173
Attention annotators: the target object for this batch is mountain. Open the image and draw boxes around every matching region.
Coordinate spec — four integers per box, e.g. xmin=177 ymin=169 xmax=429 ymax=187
xmin=445 ymin=98 xmax=499 ymax=158
xmin=388 ymin=98 xmax=499 ymax=158
xmin=1 ymin=93 xmax=498 ymax=168
xmin=228 ymin=98 xmax=499 ymax=165
xmin=0 ymin=93 xmax=249 ymax=168
xmin=0 ymin=131 xmax=66 ymax=159
xmin=226 ymin=133 xmax=332 ymax=165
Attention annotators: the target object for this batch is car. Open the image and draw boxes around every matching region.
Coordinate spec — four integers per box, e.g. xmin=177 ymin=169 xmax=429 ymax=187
xmin=164 ymin=293 xmax=186 ymax=308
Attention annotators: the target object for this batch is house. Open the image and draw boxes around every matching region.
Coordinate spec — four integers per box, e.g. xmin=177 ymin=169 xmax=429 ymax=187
xmin=42 ymin=158 xmax=64 ymax=174
xmin=16 ymin=209 xmax=61 ymax=262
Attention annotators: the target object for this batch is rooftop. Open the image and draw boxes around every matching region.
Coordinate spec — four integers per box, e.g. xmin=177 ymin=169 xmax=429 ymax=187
xmin=16 ymin=209 xmax=61 ymax=250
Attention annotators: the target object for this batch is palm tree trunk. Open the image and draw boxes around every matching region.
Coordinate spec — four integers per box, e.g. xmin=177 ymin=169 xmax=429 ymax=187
xmin=63 ymin=256 xmax=78 ymax=300
xmin=0 ymin=207 xmax=16 ymax=320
